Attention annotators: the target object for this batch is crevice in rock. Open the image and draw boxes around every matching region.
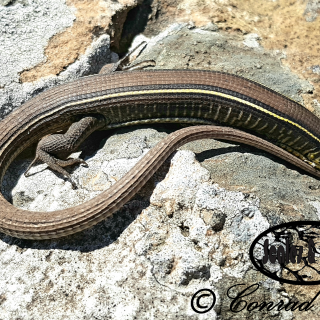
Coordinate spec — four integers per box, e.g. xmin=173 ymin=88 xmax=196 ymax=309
xmin=113 ymin=0 xmax=153 ymax=55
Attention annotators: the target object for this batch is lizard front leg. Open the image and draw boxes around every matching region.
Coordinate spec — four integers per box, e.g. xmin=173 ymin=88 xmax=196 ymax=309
xmin=25 ymin=115 xmax=105 ymax=188
xmin=24 ymin=41 xmax=155 ymax=188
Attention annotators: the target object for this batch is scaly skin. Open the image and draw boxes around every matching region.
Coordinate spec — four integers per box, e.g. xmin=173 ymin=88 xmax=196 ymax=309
xmin=0 ymin=67 xmax=320 ymax=239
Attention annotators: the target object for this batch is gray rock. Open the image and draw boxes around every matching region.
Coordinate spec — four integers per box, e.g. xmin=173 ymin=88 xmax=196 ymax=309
xmin=243 ymin=33 xmax=261 ymax=48
xmin=133 ymin=23 xmax=313 ymax=104
xmin=1 ymin=21 xmax=320 ymax=320
xmin=0 ymin=0 xmax=118 ymax=119
xmin=304 ymin=0 xmax=320 ymax=22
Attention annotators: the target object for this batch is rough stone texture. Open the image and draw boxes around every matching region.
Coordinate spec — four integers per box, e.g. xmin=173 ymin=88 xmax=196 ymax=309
xmin=2 ymin=1 xmax=320 ymax=319
xmin=132 ymin=23 xmax=312 ymax=104
xmin=0 ymin=0 xmax=141 ymax=119
xmin=0 ymin=0 xmax=75 ymax=87
xmin=304 ymin=0 xmax=320 ymax=22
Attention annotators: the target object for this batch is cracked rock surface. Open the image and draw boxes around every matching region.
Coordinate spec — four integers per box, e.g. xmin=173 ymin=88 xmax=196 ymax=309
xmin=1 ymin=3 xmax=320 ymax=320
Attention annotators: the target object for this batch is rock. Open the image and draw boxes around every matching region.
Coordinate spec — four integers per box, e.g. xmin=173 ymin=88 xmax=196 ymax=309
xmin=1 ymin=2 xmax=320 ymax=319
xmin=0 ymin=0 xmax=142 ymax=119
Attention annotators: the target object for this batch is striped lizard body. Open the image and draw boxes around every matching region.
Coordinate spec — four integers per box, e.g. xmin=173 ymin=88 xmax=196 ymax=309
xmin=0 ymin=69 xmax=320 ymax=239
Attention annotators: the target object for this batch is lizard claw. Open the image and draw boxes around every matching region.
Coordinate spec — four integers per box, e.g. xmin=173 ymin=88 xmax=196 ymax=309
xmin=79 ymin=159 xmax=88 ymax=167
xmin=99 ymin=41 xmax=156 ymax=75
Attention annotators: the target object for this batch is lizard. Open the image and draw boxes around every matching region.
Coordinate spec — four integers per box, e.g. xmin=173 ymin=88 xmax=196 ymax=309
xmin=1 ymin=41 xmax=320 ymax=239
